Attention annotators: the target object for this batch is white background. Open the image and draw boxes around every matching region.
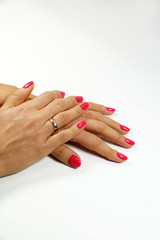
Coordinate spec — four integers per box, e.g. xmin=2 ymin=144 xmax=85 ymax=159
xmin=0 ymin=0 xmax=160 ymax=239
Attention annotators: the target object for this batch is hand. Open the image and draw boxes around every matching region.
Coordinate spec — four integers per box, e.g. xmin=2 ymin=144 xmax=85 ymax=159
xmin=32 ymin=91 xmax=135 ymax=167
xmin=0 ymin=82 xmax=89 ymax=177
xmin=51 ymin=103 xmax=135 ymax=167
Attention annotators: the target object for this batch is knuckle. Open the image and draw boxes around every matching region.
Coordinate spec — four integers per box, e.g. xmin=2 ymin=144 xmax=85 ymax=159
xmin=52 ymin=90 xmax=61 ymax=99
xmin=117 ymin=134 xmax=124 ymax=143
xmin=54 ymin=99 xmax=65 ymax=109
xmin=96 ymin=112 xmax=103 ymax=120
xmin=67 ymin=96 xmax=77 ymax=106
xmin=69 ymin=127 xmax=77 ymax=136
xmin=54 ymin=147 xmax=65 ymax=160
xmin=43 ymin=91 xmax=54 ymax=101
xmin=58 ymin=112 xmax=66 ymax=126
xmin=59 ymin=131 xmax=67 ymax=143
xmin=91 ymin=138 xmax=103 ymax=151
xmin=105 ymin=147 xmax=115 ymax=160
xmin=96 ymin=122 xmax=106 ymax=132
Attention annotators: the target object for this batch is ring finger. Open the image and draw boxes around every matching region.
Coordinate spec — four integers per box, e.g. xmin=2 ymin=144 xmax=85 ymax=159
xmin=84 ymin=110 xmax=130 ymax=135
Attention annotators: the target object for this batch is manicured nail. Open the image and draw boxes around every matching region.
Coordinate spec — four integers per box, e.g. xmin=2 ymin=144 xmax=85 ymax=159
xmin=68 ymin=155 xmax=81 ymax=168
xmin=80 ymin=102 xmax=89 ymax=110
xmin=77 ymin=120 xmax=86 ymax=129
xmin=23 ymin=81 xmax=34 ymax=89
xmin=75 ymin=96 xmax=83 ymax=103
xmin=117 ymin=152 xmax=128 ymax=160
xmin=125 ymin=138 xmax=135 ymax=145
xmin=60 ymin=91 xmax=65 ymax=98
xmin=106 ymin=107 xmax=115 ymax=112
xmin=120 ymin=124 xmax=130 ymax=131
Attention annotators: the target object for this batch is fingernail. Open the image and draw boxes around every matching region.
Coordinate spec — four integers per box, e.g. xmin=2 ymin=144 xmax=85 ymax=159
xmin=77 ymin=120 xmax=86 ymax=129
xmin=117 ymin=152 xmax=128 ymax=160
xmin=80 ymin=102 xmax=89 ymax=110
xmin=23 ymin=81 xmax=34 ymax=89
xmin=120 ymin=125 xmax=130 ymax=131
xmin=60 ymin=91 xmax=65 ymax=98
xmin=68 ymin=155 xmax=81 ymax=168
xmin=125 ymin=138 xmax=135 ymax=145
xmin=60 ymin=91 xmax=66 ymax=97
xmin=75 ymin=96 xmax=83 ymax=103
xmin=106 ymin=107 xmax=115 ymax=112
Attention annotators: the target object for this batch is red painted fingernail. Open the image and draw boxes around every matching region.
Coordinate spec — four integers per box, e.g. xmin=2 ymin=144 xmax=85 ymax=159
xmin=77 ymin=120 xmax=86 ymax=129
xmin=80 ymin=102 xmax=89 ymax=110
xmin=106 ymin=107 xmax=115 ymax=112
xmin=120 ymin=125 xmax=130 ymax=131
xmin=60 ymin=91 xmax=65 ymax=98
xmin=68 ymin=155 xmax=81 ymax=168
xmin=75 ymin=96 xmax=83 ymax=103
xmin=23 ymin=81 xmax=34 ymax=89
xmin=117 ymin=152 xmax=128 ymax=160
xmin=125 ymin=138 xmax=135 ymax=145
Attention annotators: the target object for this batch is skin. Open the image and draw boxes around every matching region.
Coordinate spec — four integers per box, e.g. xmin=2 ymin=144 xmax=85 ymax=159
xmin=0 ymin=83 xmax=88 ymax=177
xmin=0 ymin=83 xmax=135 ymax=172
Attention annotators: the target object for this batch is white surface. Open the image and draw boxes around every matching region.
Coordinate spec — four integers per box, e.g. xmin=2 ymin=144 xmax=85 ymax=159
xmin=0 ymin=0 xmax=160 ymax=239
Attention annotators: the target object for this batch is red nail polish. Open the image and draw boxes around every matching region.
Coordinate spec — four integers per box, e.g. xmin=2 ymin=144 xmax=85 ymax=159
xmin=75 ymin=96 xmax=83 ymax=103
xmin=125 ymin=138 xmax=135 ymax=145
xmin=60 ymin=91 xmax=65 ymax=98
xmin=106 ymin=107 xmax=115 ymax=112
xmin=120 ymin=125 xmax=130 ymax=131
xmin=68 ymin=155 xmax=81 ymax=168
xmin=80 ymin=102 xmax=89 ymax=110
xmin=117 ymin=152 xmax=128 ymax=160
xmin=77 ymin=121 xmax=86 ymax=129
xmin=23 ymin=81 xmax=34 ymax=89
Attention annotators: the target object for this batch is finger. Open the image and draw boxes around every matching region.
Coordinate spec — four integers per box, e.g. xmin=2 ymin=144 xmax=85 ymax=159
xmin=83 ymin=110 xmax=130 ymax=135
xmin=28 ymin=90 xmax=63 ymax=110
xmin=1 ymin=81 xmax=34 ymax=110
xmin=50 ymin=145 xmax=81 ymax=168
xmin=85 ymin=119 xmax=135 ymax=148
xmin=43 ymin=102 xmax=89 ymax=136
xmin=71 ymin=130 xmax=128 ymax=163
xmin=45 ymin=120 xmax=86 ymax=154
xmin=40 ymin=96 xmax=84 ymax=120
xmin=27 ymin=90 xmax=65 ymax=102
xmin=88 ymin=102 xmax=115 ymax=115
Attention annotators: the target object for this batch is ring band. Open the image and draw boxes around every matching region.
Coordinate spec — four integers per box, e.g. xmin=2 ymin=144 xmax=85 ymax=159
xmin=50 ymin=118 xmax=58 ymax=131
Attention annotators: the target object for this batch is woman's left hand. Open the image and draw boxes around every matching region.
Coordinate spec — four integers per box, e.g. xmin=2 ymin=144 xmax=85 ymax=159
xmin=51 ymin=102 xmax=135 ymax=167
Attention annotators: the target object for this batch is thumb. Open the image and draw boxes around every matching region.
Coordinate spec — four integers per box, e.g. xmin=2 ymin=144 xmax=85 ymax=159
xmin=1 ymin=81 xmax=34 ymax=110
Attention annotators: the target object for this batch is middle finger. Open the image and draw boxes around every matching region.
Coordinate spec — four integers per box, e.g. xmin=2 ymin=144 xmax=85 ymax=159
xmin=85 ymin=119 xmax=135 ymax=148
xmin=43 ymin=102 xmax=89 ymax=136
xmin=40 ymin=96 xmax=84 ymax=120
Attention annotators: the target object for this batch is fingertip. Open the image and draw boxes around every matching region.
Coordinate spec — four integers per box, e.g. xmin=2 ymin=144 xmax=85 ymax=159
xmin=75 ymin=96 xmax=83 ymax=103
xmin=125 ymin=138 xmax=135 ymax=146
xmin=80 ymin=102 xmax=89 ymax=110
xmin=120 ymin=124 xmax=130 ymax=132
xmin=117 ymin=152 xmax=128 ymax=161
xmin=23 ymin=81 xmax=34 ymax=89
xmin=60 ymin=91 xmax=66 ymax=98
xmin=68 ymin=155 xmax=81 ymax=168
xmin=106 ymin=107 xmax=115 ymax=112
xmin=77 ymin=120 xmax=86 ymax=129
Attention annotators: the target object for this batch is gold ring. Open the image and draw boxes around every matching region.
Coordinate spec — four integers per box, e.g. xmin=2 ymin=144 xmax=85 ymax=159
xmin=49 ymin=118 xmax=58 ymax=131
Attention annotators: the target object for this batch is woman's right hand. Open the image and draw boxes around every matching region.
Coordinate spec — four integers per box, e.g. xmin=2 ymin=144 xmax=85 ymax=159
xmin=0 ymin=81 xmax=88 ymax=177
